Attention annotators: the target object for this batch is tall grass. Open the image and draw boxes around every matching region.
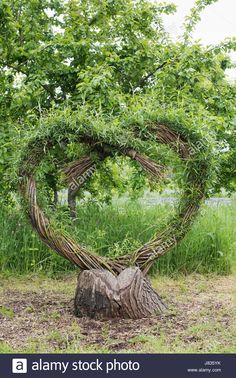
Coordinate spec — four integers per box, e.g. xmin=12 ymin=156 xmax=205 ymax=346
xmin=0 ymin=200 xmax=235 ymax=276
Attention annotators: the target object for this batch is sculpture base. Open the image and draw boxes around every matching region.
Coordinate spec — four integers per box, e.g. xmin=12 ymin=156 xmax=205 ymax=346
xmin=74 ymin=267 xmax=166 ymax=319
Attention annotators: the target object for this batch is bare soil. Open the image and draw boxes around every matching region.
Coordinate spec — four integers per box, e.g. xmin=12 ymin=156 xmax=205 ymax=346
xmin=0 ymin=273 xmax=235 ymax=353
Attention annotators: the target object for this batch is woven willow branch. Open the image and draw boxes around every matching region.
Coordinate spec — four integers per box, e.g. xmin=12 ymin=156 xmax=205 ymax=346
xmin=19 ymin=123 xmax=206 ymax=275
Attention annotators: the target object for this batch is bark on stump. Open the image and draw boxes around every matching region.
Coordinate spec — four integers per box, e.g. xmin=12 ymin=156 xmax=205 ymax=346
xmin=74 ymin=267 xmax=166 ymax=319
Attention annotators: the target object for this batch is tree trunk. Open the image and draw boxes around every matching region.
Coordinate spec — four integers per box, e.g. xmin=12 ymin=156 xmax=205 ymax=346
xmin=68 ymin=187 xmax=77 ymax=220
xmin=74 ymin=267 xmax=166 ymax=319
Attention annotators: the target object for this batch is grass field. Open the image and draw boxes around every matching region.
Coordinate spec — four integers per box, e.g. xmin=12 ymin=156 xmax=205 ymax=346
xmin=0 ymin=273 xmax=235 ymax=353
xmin=0 ymin=200 xmax=236 ymax=276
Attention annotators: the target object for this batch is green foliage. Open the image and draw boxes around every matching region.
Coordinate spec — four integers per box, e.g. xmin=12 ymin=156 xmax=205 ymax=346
xmin=0 ymin=0 xmax=235 ymax=205
xmin=182 ymin=0 xmax=219 ymax=43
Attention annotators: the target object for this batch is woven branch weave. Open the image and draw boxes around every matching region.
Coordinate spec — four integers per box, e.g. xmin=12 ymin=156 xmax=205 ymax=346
xmin=19 ymin=122 xmax=206 ymax=275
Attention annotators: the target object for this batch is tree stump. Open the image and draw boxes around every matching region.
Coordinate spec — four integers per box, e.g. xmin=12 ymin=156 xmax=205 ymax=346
xmin=74 ymin=267 xmax=166 ymax=319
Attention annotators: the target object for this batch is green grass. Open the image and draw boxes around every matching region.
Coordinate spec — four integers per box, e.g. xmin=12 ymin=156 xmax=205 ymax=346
xmin=0 ymin=200 xmax=235 ymax=275
xmin=0 ymin=306 xmax=15 ymax=319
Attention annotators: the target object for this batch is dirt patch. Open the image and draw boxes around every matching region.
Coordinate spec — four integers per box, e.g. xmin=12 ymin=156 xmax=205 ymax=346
xmin=0 ymin=274 xmax=235 ymax=353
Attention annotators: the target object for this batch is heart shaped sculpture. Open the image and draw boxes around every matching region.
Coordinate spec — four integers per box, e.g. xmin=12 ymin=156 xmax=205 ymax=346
xmin=19 ymin=120 xmax=207 ymax=276
xmin=18 ymin=113 xmax=211 ymax=318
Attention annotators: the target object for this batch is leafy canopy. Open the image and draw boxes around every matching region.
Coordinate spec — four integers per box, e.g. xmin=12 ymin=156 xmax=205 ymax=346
xmin=0 ymin=0 xmax=236 ymax=205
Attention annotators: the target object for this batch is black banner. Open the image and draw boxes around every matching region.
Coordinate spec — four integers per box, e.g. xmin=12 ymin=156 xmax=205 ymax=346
xmin=0 ymin=354 xmax=235 ymax=378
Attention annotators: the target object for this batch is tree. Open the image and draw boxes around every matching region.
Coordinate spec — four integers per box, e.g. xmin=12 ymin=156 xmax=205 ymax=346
xmin=1 ymin=0 xmax=235 ymax=207
xmin=1 ymin=0 xmax=236 ymax=318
